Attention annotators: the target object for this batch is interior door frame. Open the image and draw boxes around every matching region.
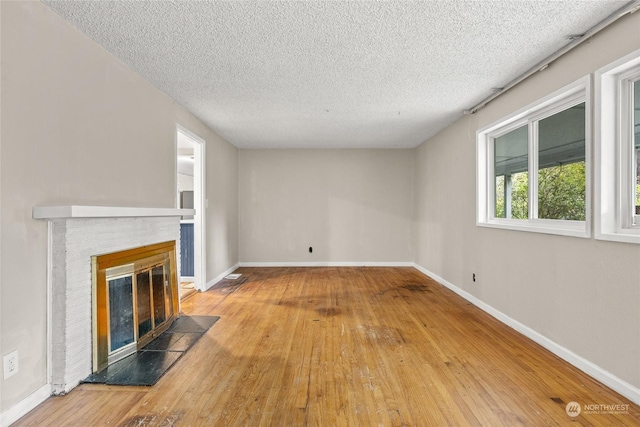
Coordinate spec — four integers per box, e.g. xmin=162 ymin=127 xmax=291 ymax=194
xmin=176 ymin=125 xmax=206 ymax=292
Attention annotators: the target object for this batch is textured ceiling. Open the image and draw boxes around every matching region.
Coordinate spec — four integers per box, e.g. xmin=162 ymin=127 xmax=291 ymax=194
xmin=43 ymin=0 xmax=630 ymax=149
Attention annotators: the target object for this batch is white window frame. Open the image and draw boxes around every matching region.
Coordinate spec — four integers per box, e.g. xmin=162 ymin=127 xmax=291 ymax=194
xmin=477 ymin=76 xmax=591 ymax=238
xmin=595 ymin=49 xmax=640 ymax=244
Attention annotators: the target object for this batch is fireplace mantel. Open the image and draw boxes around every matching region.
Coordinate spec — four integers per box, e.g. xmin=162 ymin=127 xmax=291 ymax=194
xmin=33 ymin=205 xmax=190 ymax=394
xmin=33 ymin=205 xmax=195 ymax=219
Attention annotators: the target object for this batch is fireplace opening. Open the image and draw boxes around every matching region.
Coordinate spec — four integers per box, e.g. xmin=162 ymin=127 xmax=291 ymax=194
xmin=92 ymin=241 xmax=179 ymax=373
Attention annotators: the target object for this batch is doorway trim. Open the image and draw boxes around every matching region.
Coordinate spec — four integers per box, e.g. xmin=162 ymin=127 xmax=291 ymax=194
xmin=176 ymin=125 xmax=206 ymax=292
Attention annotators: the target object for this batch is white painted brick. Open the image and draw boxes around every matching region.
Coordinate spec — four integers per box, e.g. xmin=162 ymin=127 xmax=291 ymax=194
xmin=48 ymin=216 xmax=180 ymax=392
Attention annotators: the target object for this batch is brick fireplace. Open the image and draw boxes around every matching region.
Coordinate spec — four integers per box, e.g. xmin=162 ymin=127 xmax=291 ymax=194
xmin=33 ymin=206 xmax=193 ymax=394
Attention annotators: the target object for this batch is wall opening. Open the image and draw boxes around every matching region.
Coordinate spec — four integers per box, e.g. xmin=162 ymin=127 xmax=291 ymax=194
xmin=176 ymin=127 xmax=206 ymax=294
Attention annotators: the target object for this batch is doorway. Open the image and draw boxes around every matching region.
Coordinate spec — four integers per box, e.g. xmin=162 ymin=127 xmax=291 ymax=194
xmin=176 ymin=127 xmax=206 ymax=297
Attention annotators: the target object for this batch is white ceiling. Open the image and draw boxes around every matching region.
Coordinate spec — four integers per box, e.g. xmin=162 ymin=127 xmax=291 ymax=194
xmin=44 ymin=0 xmax=630 ymax=149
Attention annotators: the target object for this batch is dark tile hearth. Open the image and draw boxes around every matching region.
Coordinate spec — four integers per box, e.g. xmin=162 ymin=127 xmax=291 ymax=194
xmin=166 ymin=315 xmax=220 ymax=333
xmin=142 ymin=331 xmax=202 ymax=352
xmin=83 ymin=315 xmax=219 ymax=386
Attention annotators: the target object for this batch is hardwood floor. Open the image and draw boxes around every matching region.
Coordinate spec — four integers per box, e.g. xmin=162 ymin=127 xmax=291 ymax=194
xmin=180 ymin=281 xmax=197 ymax=301
xmin=16 ymin=267 xmax=640 ymax=426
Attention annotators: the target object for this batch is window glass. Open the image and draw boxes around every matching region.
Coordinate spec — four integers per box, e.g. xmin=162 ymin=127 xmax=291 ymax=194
xmin=494 ymin=125 xmax=528 ymax=219
xmin=537 ymin=103 xmax=586 ymax=220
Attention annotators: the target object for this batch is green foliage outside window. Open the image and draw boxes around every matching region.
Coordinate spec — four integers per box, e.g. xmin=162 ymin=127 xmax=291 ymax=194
xmin=495 ymin=173 xmax=527 ymax=219
xmin=495 ymin=162 xmax=585 ymax=221
xmin=539 ymin=162 xmax=586 ymax=220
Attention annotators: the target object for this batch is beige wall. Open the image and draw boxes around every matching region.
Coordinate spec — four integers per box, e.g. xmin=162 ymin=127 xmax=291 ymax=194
xmin=414 ymin=11 xmax=640 ymax=391
xmin=0 ymin=2 xmax=238 ymax=412
xmin=177 ymin=174 xmax=194 ymax=193
xmin=239 ymin=149 xmax=413 ymax=263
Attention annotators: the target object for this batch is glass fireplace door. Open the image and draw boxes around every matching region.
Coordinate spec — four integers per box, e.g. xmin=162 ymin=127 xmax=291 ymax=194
xmin=134 ymin=261 xmax=174 ymax=349
xmin=136 ymin=270 xmax=153 ymax=339
xmin=93 ymin=241 xmax=179 ymax=373
xmin=108 ymin=275 xmax=135 ymax=352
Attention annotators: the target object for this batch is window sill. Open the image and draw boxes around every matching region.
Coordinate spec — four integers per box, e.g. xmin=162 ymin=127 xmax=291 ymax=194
xmin=478 ymin=219 xmax=589 ymax=238
xmin=595 ymin=230 xmax=640 ymax=245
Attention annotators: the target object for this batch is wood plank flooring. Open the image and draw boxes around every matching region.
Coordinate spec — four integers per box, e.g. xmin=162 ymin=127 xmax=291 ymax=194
xmin=15 ymin=267 xmax=640 ymax=426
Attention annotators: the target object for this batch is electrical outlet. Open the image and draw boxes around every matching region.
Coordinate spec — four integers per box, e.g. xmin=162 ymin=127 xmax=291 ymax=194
xmin=473 ymin=273 xmax=476 ymax=282
xmin=3 ymin=350 xmax=19 ymax=379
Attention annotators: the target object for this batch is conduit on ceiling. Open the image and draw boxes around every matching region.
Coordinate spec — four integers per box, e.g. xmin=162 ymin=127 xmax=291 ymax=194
xmin=465 ymin=0 xmax=640 ymax=115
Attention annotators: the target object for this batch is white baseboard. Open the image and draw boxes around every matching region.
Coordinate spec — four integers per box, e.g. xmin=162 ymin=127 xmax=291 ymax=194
xmin=1 ymin=384 xmax=51 ymax=427
xmin=237 ymin=261 xmax=414 ymax=267
xmin=412 ymin=263 xmax=640 ymax=405
xmin=203 ymin=263 xmax=241 ymax=291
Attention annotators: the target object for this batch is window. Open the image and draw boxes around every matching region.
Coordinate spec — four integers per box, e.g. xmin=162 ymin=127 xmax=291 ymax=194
xmin=477 ymin=77 xmax=590 ymax=237
xmin=635 ymin=80 xmax=640 ymax=218
xmin=631 ymin=79 xmax=640 ymax=222
xmin=595 ymin=49 xmax=640 ymax=244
